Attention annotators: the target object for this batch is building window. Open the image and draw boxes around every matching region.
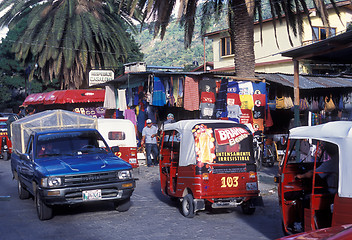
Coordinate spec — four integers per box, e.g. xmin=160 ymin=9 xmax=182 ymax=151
xmin=312 ymin=27 xmax=336 ymax=41
xmin=221 ymin=37 xmax=233 ymax=56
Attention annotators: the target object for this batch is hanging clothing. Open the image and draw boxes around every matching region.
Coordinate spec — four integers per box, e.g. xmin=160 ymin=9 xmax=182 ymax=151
xmin=238 ymin=81 xmax=254 ymax=95
xmin=200 ymin=91 xmax=216 ymax=103
xmin=104 ymin=85 xmax=117 ymax=109
xmin=176 ymin=77 xmax=184 ymax=107
xmin=200 ymin=103 xmax=215 ymax=119
xmin=227 ymin=80 xmax=240 ymax=94
xmin=124 ymin=108 xmax=137 ymax=126
xmin=127 ymin=87 xmax=133 ymax=107
xmin=227 ymin=105 xmax=242 ymax=122
xmin=253 ymin=118 xmax=264 ymax=133
xmin=164 ymin=78 xmax=170 ymax=105
xmin=240 ymin=95 xmax=254 ymax=110
xmin=199 ymin=78 xmax=217 ymax=95
xmin=265 ymin=107 xmax=274 ymax=128
xmin=169 ymin=77 xmax=175 ymax=106
xmin=146 ymin=105 xmax=157 ymax=123
xmin=152 ymin=76 xmax=166 ymax=106
xmin=137 ymin=109 xmax=146 ymax=133
xmin=252 ymin=82 xmax=267 ymax=95
xmin=133 ymin=87 xmax=139 ymax=106
xmin=227 ymin=93 xmax=241 ymax=106
xmin=173 ymin=77 xmax=179 ymax=104
xmin=118 ymin=89 xmax=127 ymax=111
xmin=146 ymin=76 xmax=153 ymax=104
xmin=253 ymin=94 xmax=266 ymax=107
xmin=253 ymin=106 xmax=265 ymax=119
xmin=215 ymin=78 xmax=228 ymax=118
xmin=240 ymin=109 xmax=253 ymax=125
xmin=183 ymin=76 xmax=199 ymax=111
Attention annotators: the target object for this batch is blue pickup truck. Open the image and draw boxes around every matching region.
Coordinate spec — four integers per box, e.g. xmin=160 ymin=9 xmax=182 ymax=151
xmin=10 ymin=110 xmax=135 ymax=220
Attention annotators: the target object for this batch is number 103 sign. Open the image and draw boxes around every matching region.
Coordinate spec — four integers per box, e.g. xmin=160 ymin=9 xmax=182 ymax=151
xmin=221 ymin=176 xmax=239 ymax=188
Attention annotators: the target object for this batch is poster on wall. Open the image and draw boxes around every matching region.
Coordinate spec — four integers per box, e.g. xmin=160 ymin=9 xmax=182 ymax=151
xmin=192 ymin=124 xmax=254 ymax=165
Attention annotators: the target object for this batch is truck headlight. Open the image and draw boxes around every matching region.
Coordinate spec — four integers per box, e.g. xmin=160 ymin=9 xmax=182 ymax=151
xmin=118 ymin=170 xmax=132 ymax=180
xmin=41 ymin=177 xmax=62 ymax=187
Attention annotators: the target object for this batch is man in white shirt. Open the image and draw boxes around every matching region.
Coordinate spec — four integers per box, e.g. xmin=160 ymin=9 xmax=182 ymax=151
xmin=142 ymin=119 xmax=159 ymax=167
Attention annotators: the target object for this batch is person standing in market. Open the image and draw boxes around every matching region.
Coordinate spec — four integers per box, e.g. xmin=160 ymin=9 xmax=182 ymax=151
xmin=141 ymin=119 xmax=159 ymax=167
xmin=164 ymin=113 xmax=175 ymax=124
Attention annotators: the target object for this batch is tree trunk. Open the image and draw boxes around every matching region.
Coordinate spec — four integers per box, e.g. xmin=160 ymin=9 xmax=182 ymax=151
xmin=229 ymin=0 xmax=255 ymax=78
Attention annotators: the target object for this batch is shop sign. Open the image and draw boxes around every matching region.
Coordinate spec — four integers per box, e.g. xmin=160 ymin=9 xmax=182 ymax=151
xmin=89 ymin=70 xmax=114 ymax=86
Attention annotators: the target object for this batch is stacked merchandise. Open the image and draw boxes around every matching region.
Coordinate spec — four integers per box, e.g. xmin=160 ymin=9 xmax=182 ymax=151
xmin=105 ymin=76 xmax=269 ymax=138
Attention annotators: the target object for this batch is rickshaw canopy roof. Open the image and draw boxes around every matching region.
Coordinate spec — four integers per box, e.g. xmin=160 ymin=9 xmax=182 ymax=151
xmin=289 ymin=121 xmax=352 ymax=198
xmin=163 ymin=119 xmax=252 ymax=166
xmin=97 ymin=119 xmax=137 ymax=147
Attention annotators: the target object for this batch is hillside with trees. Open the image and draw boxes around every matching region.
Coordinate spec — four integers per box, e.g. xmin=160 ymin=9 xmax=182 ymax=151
xmin=136 ymin=13 xmax=227 ymax=70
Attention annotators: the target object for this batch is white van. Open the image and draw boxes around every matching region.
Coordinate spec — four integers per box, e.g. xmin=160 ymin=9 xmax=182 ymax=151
xmin=97 ymin=119 xmax=138 ymax=168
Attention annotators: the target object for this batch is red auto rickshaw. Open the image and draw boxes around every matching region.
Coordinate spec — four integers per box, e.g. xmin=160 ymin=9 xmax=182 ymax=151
xmin=276 ymin=121 xmax=352 ymax=235
xmin=159 ymin=120 xmax=261 ymax=217
xmin=0 ymin=117 xmax=11 ymax=161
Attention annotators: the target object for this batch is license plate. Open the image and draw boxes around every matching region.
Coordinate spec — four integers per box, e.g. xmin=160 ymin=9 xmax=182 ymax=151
xmin=129 ymin=158 xmax=137 ymax=163
xmin=82 ymin=189 xmax=102 ymax=201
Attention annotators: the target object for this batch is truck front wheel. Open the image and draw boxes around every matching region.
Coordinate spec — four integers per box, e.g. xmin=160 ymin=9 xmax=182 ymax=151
xmin=18 ymin=180 xmax=30 ymax=199
xmin=35 ymin=190 xmax=53 ymax=220
xmin=114 ymin=197 xmax=131 ymax=212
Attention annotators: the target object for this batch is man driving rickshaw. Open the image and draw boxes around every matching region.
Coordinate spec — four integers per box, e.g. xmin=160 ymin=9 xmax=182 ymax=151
xmin=276 ymin=121 xmax=352 ymax=235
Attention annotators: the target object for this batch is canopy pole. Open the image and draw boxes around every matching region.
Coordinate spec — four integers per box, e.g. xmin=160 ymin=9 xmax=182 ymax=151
xmin=293 ymin=59 xmax=300 ymax=128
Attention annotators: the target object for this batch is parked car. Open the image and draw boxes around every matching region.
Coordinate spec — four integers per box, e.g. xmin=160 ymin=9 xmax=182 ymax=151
xmin=11 ymin=110 xmax=136 ymax=220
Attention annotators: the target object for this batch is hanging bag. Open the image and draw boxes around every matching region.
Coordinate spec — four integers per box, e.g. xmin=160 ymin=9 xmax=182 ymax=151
xmin=344 ymin=93 xmax=352 ymax=111
xmin=276 ymin=97 xmax=285 ymax=109
xmin=267 ymin=99 xmax=276 ymax=110
xmin=309 ymin=97 xmax=319 ymax=112
xmin=318 ymin=96 xmax=325 ymax=111
xmin=324 ymin=95 xmax=336 ymax=112
xmin=338 ymin=96 xmax=344 ymax=111
xmin=299 ymin=98 xmax=309 ymax=111
xmin=284 ymin=96 xmax=294 ymax=109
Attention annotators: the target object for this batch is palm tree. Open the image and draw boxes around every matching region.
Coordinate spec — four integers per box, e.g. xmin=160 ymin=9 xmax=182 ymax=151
xmin=137 ymin=0 xmax=339 ymax=78
xmin=0 ymin=0 xmax=143 ymax=89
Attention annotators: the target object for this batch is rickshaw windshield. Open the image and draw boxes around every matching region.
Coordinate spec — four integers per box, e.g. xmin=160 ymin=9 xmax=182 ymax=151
xmin=192 ymin=123 xmax=255 ymax=165
xmin=284 ymin=139 xmax=324 ymax=165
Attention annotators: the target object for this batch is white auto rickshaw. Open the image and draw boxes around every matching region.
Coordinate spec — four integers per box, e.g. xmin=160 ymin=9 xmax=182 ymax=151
xmin=276 ymin=121 xmax=352 ymax=235
xmin=97 ymin=119 xmax=138 ymax=168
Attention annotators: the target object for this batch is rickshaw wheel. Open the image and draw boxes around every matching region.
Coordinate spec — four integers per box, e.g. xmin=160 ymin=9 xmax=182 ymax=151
xmin=181 ymin=194 xmax=195 ymax=218
xmin=2 ymin=151 xmax=8 ymax=161
xmin=241 ymin=200 xmax=256 ymax=215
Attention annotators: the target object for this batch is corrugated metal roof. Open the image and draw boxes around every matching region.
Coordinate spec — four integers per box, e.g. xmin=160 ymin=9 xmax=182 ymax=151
xmin=281 ymin=30 xmax=352 ymax=64
xmin=257 ymin=73 xmax=352 ymax=89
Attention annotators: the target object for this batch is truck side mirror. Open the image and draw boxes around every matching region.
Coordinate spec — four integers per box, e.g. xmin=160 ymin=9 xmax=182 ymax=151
xmin=20 ymin=153 xmax=31 ymax=161
xmin=111 ymin=146 xmax=120 ymax=153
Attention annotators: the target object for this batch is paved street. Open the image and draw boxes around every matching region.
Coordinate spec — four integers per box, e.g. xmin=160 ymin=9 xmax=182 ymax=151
xmin=0 ymin=159 xmax=283 ymax=240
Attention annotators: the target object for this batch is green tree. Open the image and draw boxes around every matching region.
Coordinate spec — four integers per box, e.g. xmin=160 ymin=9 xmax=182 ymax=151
xmin=137 ymin=0 xmax=339 ymax=78
xmin=0 ymin=0 xmax=144 ymax=89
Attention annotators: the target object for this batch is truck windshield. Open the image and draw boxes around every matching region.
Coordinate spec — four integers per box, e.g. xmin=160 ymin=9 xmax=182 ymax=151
xmin=36 ymin=131 xmax=109 ymax=158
